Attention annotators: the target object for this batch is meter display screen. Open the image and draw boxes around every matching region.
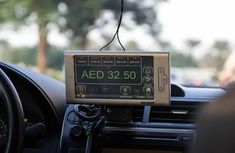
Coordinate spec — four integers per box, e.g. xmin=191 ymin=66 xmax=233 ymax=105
xmin=74 ymin=55 xmax=154 ymax=100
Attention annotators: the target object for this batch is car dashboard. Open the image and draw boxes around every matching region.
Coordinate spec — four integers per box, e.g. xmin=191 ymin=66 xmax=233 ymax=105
xmin=60 ymin=84 xmax=224 ymax=153
xmin=0 ymin=62 xmax=225 ymax=153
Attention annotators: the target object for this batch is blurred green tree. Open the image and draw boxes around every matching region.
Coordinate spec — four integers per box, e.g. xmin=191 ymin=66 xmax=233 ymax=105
xmin=213 ymin=40 xmax=231 ymax=54
xmin=57 ymin=0 xmax=103 ymax=49
xmin=186 ymin=39 xmax=201 ymax=49
xmin=171 ymin=52 xmax=197 ymax=67
xmin=10 ymin=46 xmax=63 ymax=70
xmin=0 ymin=0 xmax=167 ymax=72
xmin=200 ymin=40 xmax=231 ymax=70
xmin=0 ymin=0 xmax=59 ymax=72
xmin=185 ymin=39 xmax=201 ymax=57
xmin=212 ymin=40 xmax=231 ymax=69
xmin=11 ymin=47 xmax=37 ymax=66
xmin=103 ymin=0 xmax=165 ymax=36
xmin=158 ymin=40 xmax=173 ymax=50
xmin=47 ymin=46 xmax=64 ymax=70
xmin=0 ymin=40 xmax=11 ymax=61
xmin=59 ymin=0 xmax=166 ymax=49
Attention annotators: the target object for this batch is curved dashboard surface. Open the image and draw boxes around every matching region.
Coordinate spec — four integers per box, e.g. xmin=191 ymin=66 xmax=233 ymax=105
xmin=0 ymin=62 xmax=67 ymax=152
xmin=61 ymin=84 xmax=225 ymax=153
xmin=0 ymin=62 xmax=226 ymax=153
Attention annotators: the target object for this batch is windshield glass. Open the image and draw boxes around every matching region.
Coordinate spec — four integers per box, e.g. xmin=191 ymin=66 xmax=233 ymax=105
xmin=0 ymin=0 xmax=234 ymax=87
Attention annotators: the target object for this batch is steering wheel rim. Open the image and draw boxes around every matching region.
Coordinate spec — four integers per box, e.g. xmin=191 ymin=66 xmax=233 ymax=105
xmin=0 ymin=68 xmax=24 ymax=153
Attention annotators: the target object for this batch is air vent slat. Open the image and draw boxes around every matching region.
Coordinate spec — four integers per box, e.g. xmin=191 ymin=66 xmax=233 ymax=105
xmin=149 ymin=118 xmax=193 ymax=123
xmin=149 ymin=101 xmax=204 ymax=123
xmin=132 ymin=106 xmax=144 ymax=122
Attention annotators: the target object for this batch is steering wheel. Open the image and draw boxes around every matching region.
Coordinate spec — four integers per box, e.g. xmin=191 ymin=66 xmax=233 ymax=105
xmin=0 ymin=69 xmax=24 ymax=153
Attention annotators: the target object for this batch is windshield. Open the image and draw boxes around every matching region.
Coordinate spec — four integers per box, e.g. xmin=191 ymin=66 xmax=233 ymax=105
xmin=0 ymin=0 xmax=234 ymax=87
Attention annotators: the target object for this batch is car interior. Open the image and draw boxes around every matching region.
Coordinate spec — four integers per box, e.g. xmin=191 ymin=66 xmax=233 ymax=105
xmin=0 ymin=55 xmax=228 ymax=153
xmin=0 ymin=0 xmax=235 ymax=153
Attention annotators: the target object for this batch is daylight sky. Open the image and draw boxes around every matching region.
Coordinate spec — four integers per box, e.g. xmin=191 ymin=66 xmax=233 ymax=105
xmin=159 ymin=0 xmax=235 ymax=49
xmin=0 ymin=0 xmax=235 ymax=51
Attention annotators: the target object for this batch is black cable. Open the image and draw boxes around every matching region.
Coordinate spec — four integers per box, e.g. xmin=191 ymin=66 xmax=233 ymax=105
xmin=85 ymin=133 xmax=92 ymax=153
xmin=73 ymin=104 xmax=104 ymax=153
xmin=99 ymin=0 xmax=125 ymax=52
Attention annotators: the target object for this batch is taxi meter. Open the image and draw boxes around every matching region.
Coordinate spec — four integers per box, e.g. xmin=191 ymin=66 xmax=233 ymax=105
xmin=65 ymin=51 xmax=170 ymax=105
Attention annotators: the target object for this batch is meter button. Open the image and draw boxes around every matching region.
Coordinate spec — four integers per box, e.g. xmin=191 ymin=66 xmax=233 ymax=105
xmin=143 ymin=76 xmax=153 ymax=84
xmin=144 ymin=67 xmax=153 ymax=74
xmin=143 ymin=86 xmax=153 ymax=95
xmin=76 ymin=85 xmax=86 ymax=94
xmin=120 ymin=86 xmax=131 ymax=94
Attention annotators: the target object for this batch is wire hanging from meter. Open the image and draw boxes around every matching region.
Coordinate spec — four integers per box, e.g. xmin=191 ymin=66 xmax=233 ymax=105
xmin=99 ymin=0 xmax=126 ymax=52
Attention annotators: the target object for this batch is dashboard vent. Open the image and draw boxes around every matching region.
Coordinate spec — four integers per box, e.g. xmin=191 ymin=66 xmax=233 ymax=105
xmin=132 ymin=106 xmax=145 ymax=122
xmin=149 ymin=101 xmax=204 ymax=123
